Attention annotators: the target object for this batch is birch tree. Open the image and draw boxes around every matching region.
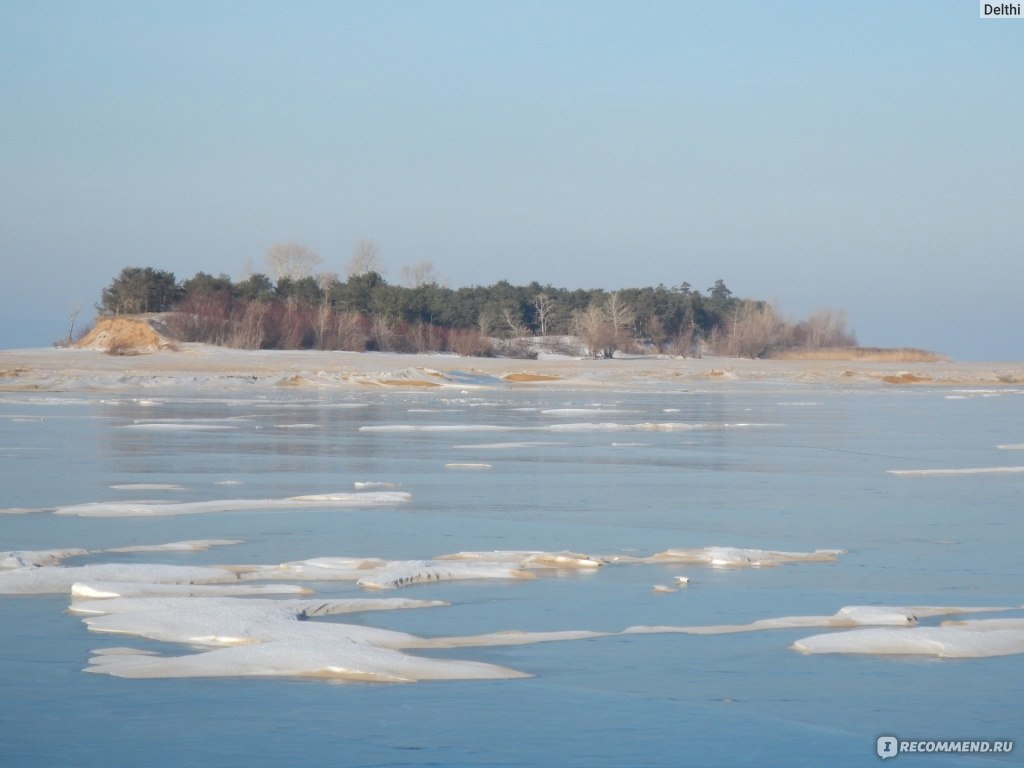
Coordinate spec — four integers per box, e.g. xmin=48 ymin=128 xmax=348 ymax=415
xmin=265 ymin=243 xmax=322 ymax=282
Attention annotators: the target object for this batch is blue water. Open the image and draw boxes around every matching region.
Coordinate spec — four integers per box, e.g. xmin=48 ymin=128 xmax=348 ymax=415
xmin=1 ymin=382 xmax=1022 ymax=766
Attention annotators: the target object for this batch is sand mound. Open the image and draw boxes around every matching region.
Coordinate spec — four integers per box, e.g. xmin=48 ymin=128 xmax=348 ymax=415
xmin=881 ymin=372 xmax=931 ymax=384
xmin=76 ymin=317 xmax=176 ymax=355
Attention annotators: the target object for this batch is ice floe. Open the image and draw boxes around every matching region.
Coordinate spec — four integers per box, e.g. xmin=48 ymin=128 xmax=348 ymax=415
xmin=7 ymin=531 xmax=1021 ymax=683
xmin=1 ymin=548 xmax=90 ymax=569
xmin=646 ymin=546 xmax=845 ymax=568
xmin=104 ymin=539 xmax=241 ymax=553
xmin=70 ymin=582 xmax=313 ymax=599
xmin=75 ymin=591 xmax=619 ymax=681
xmin=356 ymin=560 xmax=535 ymax=590
xmin=52 ymin=491 xmax=411 ymax=517
xmin=540 ymin=408 xmax=633 ymax=416
xmin=0 ymin=564 xmax=240 ymax=594
xmin=436 ymin=550 xmax=604 ymax=569
xmin=887 ymin=466 xmax=1024 ymax=476
xmin=1 ymin=540 xmax=238 ymax=570
xmin=359 ymin=424 xmax=517 ymax=433
xmin=623 ymin=605 xmax=1016 ymax=635
xmin=792 ymin=622 xmax=1024 ymax=658
xmin=359 ymin=421 xmax=773 ymax=434
xmin=85 ymin=642 xmax=530 ymax=682
xmin=251 ymin=557 xmax=390 ymax=581
xmin=109 ymin=483 xmax=187 ymax=491
xmin=120 ymin=423 xmax=238 ymax=431
xmin=453 ymin=441 xmax=565 ymax=449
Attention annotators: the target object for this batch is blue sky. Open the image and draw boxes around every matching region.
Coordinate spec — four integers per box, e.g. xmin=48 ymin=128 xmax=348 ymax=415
xmin=2 ymin=1 xmax=1021 ymax=359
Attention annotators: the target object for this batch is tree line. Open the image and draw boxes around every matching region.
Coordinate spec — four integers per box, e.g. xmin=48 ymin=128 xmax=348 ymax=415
xmin=96 ymin=246 xmax=855 ymax=358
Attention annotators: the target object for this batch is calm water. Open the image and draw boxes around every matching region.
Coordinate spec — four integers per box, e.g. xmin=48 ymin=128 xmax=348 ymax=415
xmin=1 ymin=380 xmax=1022 ymax=767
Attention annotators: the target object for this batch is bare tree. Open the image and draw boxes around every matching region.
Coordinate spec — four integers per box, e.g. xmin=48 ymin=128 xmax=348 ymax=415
xmin=401 ymin=260 xmax=438 ymax=288
xmin=346 ymin=239 xmax=382 ymax=277
xmin=501 ymin=306 xmax=528 ymax=337
xmin=336 ymin=311 xmax=369 ymax=351
xmin=231 ymin=302 xmax=268 ymax=349
xmin=265 ymin=243 xmax=322 ymax=282
xmin=66 ymin=300 xmax=83 ymax=345
xmin=802 ymin=308 xmax=855 ymax=348
xmin=316 ymin=270 xmax=339 ymax=292
xmin=314 ymin=301 xmax=334 ymax=349
xmin=603 ymin=292 xmax=635 ymax=345
xmin=533 ymin=293 xmax=555 ymax=336
xmin=573 ymin=305 xmax=616 ymax=358
xmin=371 ymin=315 xmax=394 ymax=351
xmin=722 ymin=301 xmax=784 ymax=358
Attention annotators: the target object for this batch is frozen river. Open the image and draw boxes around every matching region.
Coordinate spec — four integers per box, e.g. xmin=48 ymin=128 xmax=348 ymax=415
xmin=1 ymin=360 xmax=1022 ymax=766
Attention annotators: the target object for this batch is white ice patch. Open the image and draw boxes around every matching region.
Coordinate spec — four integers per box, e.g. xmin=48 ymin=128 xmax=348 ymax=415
xmin=77 ymin=593 xmax=618 ymax=681
xmin=436 ymin=550 xmax=604 ymax=569
xmin=356 ymin=560 xmax=535 ymax=590
xmin=77 ymin=595 xmax=534 ymax=682
xmin=109 ymin=483 xmax=187 ymax=491
xmin=52 ymin=491 xmax=411 ymax=517
xmin=540 ymin=408 xmax=633 ymax=416
xmin=887 ymin=466 xmax=1024 ymax=476
xmin=646 ymin=546 xmax=845 ymax=568
xmin=76 ymin=597 xmax=447 ymax=637
xmin=85 ymin=641 xmax=529 ymax=682
xmin=359 ymin=422 xmax=772 ymax=434
xmin=1 ymin=548 xmax=89 ymax=569
xmin=120 ymin=423 xmax=237 ymax=431
xmin=70 ymin=582 xmax=313 ymax=600
xmin=359 ymin=424 xmax=517 ymax=433
xmin=2 ymin=541 xmax=236 ymax=569
xmin=622 ymin=605 xmax=1018 ymax=636
xmin=546 ymin=421 xmax=704 ymax=432
xmin=0 ymin=564 xmax=239 ymax=594
xmin=792 ymin=625 xmax=1024 ymax=658
xmin=254 ymin=557 xmax=390 ymax=581
xmin=17 ymin=532 xmax=1009 ymax=684
xmin=103 ymin=539 xmax=242 ymax=553
xmin=453 ymin=441 xmax=564 ymax=449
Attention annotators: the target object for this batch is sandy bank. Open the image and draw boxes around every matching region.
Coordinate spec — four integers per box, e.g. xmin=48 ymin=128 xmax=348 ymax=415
xmin=1 ymin=344 xmax=1022 ymax=392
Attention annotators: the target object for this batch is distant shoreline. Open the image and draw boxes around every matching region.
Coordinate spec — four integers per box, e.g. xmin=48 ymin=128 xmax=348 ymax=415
xmin=1 ymin=344 xmax=1022 ymax=392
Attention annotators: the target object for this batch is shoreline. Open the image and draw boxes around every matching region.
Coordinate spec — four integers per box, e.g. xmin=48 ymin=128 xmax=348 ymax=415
xmin=1 ymin=344 xmax=1023 ymax=392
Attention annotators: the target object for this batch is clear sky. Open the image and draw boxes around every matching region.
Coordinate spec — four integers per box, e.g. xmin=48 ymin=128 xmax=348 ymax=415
xmin=1 ymin=1 xmax=1021 ymax=360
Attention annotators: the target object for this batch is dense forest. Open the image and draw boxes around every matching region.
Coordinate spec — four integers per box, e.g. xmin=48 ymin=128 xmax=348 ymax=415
xmin=95 ymin=244 xmax=855 ymax=359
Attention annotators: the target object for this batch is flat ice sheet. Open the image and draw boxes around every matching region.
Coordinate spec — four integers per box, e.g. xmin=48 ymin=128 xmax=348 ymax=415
xmin=52 ymin=492 xmax=411 ymax=517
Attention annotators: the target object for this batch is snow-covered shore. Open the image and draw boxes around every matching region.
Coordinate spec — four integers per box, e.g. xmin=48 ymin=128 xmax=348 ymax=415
xmin=1 ymin=344 xmax=1022 ymax=392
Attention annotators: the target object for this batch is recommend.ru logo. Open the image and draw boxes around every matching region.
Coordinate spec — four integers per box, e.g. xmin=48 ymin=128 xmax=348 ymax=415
xmin=877 ymin=735 xmax=1014 ymax=759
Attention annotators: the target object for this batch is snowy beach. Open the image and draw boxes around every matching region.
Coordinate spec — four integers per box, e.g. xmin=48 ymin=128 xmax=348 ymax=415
xmin=2 ymin=344 xmax=1023 ymax=392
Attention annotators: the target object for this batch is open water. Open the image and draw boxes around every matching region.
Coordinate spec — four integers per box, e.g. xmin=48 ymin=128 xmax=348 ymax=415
xmin=1 ymin=378 xmax=1022 ymax=766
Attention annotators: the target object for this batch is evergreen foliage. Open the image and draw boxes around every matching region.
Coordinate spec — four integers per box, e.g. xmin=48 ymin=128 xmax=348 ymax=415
xmin=96 ymin=265 xmax=855 ymax=358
